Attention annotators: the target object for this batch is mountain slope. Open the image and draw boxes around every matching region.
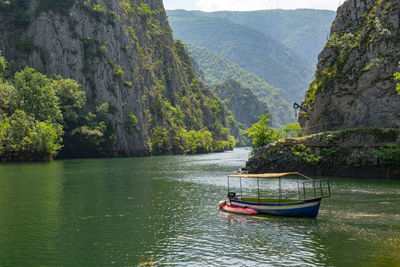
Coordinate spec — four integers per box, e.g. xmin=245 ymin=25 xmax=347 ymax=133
xmin=207 ymin=9 xmax=336 ymax=65
xmin=0 ymin=0 xmax=235 ymax=157
xmin=167 ymin=10 xmax=313 ymax=103
xmin=213 ymin=79 xmax=270 ymax=129
xmin=186 ymin=43 xmax=277 ymax=97
xmin=186 ymin=43 xmax=293 ymax=126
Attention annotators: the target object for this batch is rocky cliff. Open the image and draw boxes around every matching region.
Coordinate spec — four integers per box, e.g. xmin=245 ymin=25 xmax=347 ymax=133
xmin=0 ymin=0 xmax=234 ymax=156
xmin=299 ymin=0 xmax=400 ymax=134
xmin=244 ymin=0 xmax=400 ymax=178
xmin=244 ymin=128 xmax=400 ymax=179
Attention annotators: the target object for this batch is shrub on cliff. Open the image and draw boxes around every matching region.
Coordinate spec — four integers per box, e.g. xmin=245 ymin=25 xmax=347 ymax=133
xmin=394 ymin=68 xmax=400 ymax=95
xmin=282 ymin=123 xmax=302 ymax=138
xmin=377 ymin=144 xmax=400 ymax=172
xmin=0 ymin=52 xmax=5 ymax=79
xmin=245 ymin=114 xmax=279 ymax=149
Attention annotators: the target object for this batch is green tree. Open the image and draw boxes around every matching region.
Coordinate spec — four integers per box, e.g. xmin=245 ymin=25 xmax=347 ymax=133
xmin=377 ymin=144 xmax=400 ymax=172
xmin=0 ymin=81 xmax=17 ymax=114
xmin=0 ymin=58 xmax=90 ymax=161
xmin=13 ymin=67 xmax=62 ymax=123
xmin=245 ymin=114 xmax=281 ymax=148
xmin=282 ymin=123 xmax=302 ymax=138
xmin=64 ymin=112 xmax=108 ymax=155
xmin=52 ymin=77 xmax=86 ymax=127
xmin=0 ymin=110 xmax=62 ymax=161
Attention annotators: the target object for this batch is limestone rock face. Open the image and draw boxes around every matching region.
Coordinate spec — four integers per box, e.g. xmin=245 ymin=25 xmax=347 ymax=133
xmin=243 ymin=128 xmax=400 ymax=179
xmin=299 ymin=0 xmax=400 ymax=134
xmin=0 ymin=0 xmax=231 ymax=156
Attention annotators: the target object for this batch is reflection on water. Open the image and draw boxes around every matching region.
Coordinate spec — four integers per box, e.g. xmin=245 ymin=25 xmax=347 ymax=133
xmin=0 ymin=148 xmax=399 ymax=266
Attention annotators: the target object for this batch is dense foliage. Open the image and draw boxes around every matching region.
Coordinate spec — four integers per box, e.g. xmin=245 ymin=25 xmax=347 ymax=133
xmin=186 ymin=44 xmax=294 ymax=127
xmin=0 ymin=67 xmax=65 ymax=160
xmin=0 ymin=55 xmax=234 ymax=160
xmin=166 ymin=10 xmax=332 ymax=128
xmin=0 ymin=110 xmax=62 ymax=161
xmin=377 ymin=144 xmax=400 ymax=172
xmin=0 ymin=53 xmax=110 ymax=161
xmin=141 ymin=41 xmax=237 ymax=155
xmin=245 ymin=113 xmax=302 ymax=151
xmin=213 ymin=79 xmax=269 ymax=129
xmin=166 ymin=10 xmax=314 ymax=104
xmin=0 ymin=2 xmax=238 ymax=159
xmin=186 ymin=44 xmax=276 ymax=96
xmin=245 ymin=114 xmax=278 ymax=149
xmin=281 ymin=123 xmax=302 ymax=138
xmin=203 ymin=9 xmax=336 ymax=65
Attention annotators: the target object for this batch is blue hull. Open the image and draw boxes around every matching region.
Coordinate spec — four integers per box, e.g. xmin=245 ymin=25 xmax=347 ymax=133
xmin=230 ymin=198 xmax=322 ymax=218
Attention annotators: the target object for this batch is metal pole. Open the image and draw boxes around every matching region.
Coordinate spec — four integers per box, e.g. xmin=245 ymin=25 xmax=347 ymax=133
xmin=320 ymin=180 xmax=323 ymax=197
xmin=313 ymin=181 xmax=316 ymax=198
xmin=257 ymin=178 xmax=260 ymax=203
xmin=240 ymin=178 xmax=242 ymax=196
xmin=279 ymin=177 xmax=282 ymax=203
xmin=303 ymin=182 xmax=306 ymax=200
xmin=297 ymin=177 xmax=300 ymax=200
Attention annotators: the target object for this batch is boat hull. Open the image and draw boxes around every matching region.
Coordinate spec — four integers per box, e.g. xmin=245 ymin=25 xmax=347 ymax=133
xmin=230 ymin=198 xmax=322 ymax=218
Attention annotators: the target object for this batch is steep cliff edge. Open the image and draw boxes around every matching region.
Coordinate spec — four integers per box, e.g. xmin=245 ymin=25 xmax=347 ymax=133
xmin=244 ymin=0 xmax=400 ymax=178
xmin=0 ymin=0 xmax=235 ymax=157
xmin=300 ymin=0 xmax=400 ymax=134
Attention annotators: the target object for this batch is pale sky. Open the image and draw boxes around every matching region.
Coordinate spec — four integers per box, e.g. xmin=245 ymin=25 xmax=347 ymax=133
xmin=164 ymin=0 xmax=343 ymax=11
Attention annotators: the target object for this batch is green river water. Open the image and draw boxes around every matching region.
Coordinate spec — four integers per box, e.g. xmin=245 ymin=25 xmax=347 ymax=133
xmin=0 ymin=148 xmax=399 ymax=266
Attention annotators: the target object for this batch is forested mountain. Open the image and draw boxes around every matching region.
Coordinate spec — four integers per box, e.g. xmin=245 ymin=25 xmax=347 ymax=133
xmin=186 ymin=43 xmax=293 ymax=127
xmin=205 ymin=9 xmax=336 ymax=65
xmin=167 ymin=10 xmax=314 ymax=104
xmin=213 ymin=79 xmax=270 ymax=129
xmin=0 ymin=0 xmax=236 ymax=161
xmin=186 ymin=43 xmax=277 ymax=97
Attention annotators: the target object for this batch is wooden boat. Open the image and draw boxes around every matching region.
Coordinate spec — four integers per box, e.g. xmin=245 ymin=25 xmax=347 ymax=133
xmin=220 ymin=172 xmax=330 ymax=218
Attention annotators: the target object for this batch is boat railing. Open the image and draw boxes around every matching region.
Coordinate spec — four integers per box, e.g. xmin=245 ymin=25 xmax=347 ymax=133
xmin=227 ymin=173 xmax=331 ymax=203
xmin=301 ymin=178 xmax=331 ymax=200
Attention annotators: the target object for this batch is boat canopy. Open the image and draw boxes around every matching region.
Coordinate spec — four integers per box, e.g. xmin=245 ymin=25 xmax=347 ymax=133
xmin=228 ymin=172 xmax=300 ymax=178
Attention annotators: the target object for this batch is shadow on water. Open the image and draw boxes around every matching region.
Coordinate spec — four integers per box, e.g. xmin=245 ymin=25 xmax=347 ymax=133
xmin=0 ymin=148 xmax=399 ymax=266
